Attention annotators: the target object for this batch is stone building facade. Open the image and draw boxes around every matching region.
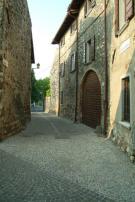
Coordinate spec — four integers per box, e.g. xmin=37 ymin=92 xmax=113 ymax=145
xmin=51 ymin=0 xmax=135 ymax=159
xmin=0 ymin=0 xmax=34 ymax=139
xmin=106 ymin=0 xmax=135 ymax=158
xmin=52 ymin=0 xmax=107 ymax=133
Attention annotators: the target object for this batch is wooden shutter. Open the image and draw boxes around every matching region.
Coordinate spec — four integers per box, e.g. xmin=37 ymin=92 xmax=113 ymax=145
xmin=88 ymin=36 xmax=95 ymax=62
xmin=84 ymin=1 xmax=87 ymax=17
xmin=70 ymin=52 xmax=76 ymax=72
xmin=115 ymin=0 xmax=119 ymax=36
xmin=125 ymin=0 xmax=134 ymax=20
xmin=73 ymin=52 xmax=76 ymax=71
xmin=59 ymin=64 xmax=62 ymax=77
xmin=91 ymin=36 xmax=95 ymax=61
xmin=60 ymin=91 xmax=64 ymax=104
xmin=122 ymin=77 xmax=130 ymax=122
xmin=83 ymin=42 xmax=86 ymax=64
xmin=61 ymin=62 xmax=65 ymax=77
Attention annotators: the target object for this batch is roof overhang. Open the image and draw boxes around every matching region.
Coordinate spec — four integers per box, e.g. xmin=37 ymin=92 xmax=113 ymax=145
xmin=52 ymin=0 xmax=85 ymax=44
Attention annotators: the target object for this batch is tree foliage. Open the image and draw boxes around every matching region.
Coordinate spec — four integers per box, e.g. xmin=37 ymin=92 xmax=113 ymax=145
xmin=31 ymin=70 xmax=50 ymax=103
xmin=31 ymin=69 xmax=40 ymax=103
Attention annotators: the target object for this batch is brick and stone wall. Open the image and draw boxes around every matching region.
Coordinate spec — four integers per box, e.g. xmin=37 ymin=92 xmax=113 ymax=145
xmin=0 ymin=0 xmax=33 ymax=138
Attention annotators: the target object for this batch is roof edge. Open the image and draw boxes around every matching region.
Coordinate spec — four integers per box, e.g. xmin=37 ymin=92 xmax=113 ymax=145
xmin=52 ymin=0 xmax=84 ymax=44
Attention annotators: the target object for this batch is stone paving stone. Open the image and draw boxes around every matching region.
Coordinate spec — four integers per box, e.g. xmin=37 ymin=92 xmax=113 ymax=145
xmin=0 ymin=113 xmax=135 ymax=202
xmin=0 ymin=150 xmax=115 ymax=202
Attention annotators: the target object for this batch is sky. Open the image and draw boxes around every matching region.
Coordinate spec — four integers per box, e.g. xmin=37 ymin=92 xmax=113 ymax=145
xmin=27 ymin=0 xmax=71 ymax=79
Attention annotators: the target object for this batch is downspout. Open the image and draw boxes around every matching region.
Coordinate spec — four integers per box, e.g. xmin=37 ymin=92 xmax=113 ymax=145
xmin=74 ymin=16 xmax=79 ymax=122
xmin=58 ymin=44 xmax=61 ymax=116
xmin=0 ymin=1 xmax=6 ymax=138
xmin=67 ymin=9 xmax=79 ymax=122
xmin=104 ymin=0 xmax=108 ymax=135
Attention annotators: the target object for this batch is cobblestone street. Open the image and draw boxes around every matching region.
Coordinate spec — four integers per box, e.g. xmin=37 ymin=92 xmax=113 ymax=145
xmin=0 ymin=113 xmax=135 ymax=202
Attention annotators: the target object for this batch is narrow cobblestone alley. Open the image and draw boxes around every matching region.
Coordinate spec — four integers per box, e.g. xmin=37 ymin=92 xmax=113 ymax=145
xmin=0 ymin=113 xmax=135 ymax=202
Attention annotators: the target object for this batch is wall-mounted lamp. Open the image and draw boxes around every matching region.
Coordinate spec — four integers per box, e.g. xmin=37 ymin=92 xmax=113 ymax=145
xmin=37 ymin=63 xmax=40 ymax=69
xmin=32 ymin=63 xmax=40 ymax=70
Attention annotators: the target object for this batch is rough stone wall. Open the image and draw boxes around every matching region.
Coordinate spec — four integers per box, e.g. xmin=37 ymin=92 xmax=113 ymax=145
xmin=52 ymin=0 xmax=106 ymax=127
xmin=77 ymin=0 xmax=105 ymax=127
xmin=0 ymin=1 xmax=3 ymax=49
xmin=50 ymin=48 xmax=59 ymax=115
xmin=59 ymin=32 xmax=77 ymax=121
xmin=106 ymin=0 xmax=135 ymax=157
xmin=44 ymin=96 xmax=51 ymax=113
xmin=0 ymin=0 xmax=32 ymax=138
xmin=0 ymin=0 xmax=4 ymax=137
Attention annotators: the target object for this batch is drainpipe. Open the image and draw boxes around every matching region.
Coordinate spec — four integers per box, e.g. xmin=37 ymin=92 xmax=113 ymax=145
xmin=104 ymin=0 xmax=108 ymax=135
xmin=68 ymin=10 xmax=79 ymax=123
xmin=58 ymin=44 xmax=61 ymax=116
xmin=0 ymin=0 xmax=6 ymax=138
xmin=74 ymin=16 xmax=79 ymax=122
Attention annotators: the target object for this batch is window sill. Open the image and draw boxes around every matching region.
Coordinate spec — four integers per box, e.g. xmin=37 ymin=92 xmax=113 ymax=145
xmin=119 ymin=121 xmax=131 ymax=130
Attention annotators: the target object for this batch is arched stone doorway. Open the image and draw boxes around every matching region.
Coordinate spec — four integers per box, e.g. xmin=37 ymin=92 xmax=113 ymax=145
xmin=82 ymin=70 xmax=101 ymax=128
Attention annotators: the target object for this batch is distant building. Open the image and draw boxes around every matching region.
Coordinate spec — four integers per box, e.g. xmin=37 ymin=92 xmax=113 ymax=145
xmin=51 ymin=0 xmax=135 ymax=160
xmin=50 ymin=48 xmax=59 ymax=115
xmin=0 ymin=0 xmax=34 ymax=138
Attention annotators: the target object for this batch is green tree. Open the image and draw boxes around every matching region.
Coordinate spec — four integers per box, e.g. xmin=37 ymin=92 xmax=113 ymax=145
xmin=35 ymin=77 xmax=51 ymax=97
xmin=31 ymin=72 xmax=51 ymax=104
xmin=31 ymin=70 xmax=40 ymax=103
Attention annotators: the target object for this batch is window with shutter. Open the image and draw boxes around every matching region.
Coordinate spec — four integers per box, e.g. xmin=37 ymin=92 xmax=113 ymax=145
xmin=60 ymin=62 xmax=65 ymax=77
xmin=119 ymin=0 xmax=125 ymax=30
xmin=122 ymin=77 xmax=130 ymax=122
xmin=84 ymin=1 xmax=87 ymax=17
xmin=86 ymin=40 xmax=90 ymax=63
xmin=60 ymin=91 xmax=64 ymax=105
xmin=91 ymin=36 xmax=95 ymax=61
xmin=70 ymin=20 xmax=77 ymax=34
xmin=83 ymin=36 xmax=95 ymax=64
xmin=115 ymin=0 xmax=134 ymax=34
xmin=60 ymin=36 xmax=65 ymax=47
xmin=83 ymin=42 xmax=87 ymax=63
xmin=115 ymin=0 xmax=119 ymax=35
xmin=125 ymin=0 xmax=134 ymax=20
xmin=70 ymin=52 xmax=76 ymax=72
xmin=59 ymin=65 xmax=62 ymax=77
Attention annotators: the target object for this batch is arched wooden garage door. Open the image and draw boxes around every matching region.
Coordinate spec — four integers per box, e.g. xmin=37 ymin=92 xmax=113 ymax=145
xmin=82 ymin=71 xmax=101 ymax=128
